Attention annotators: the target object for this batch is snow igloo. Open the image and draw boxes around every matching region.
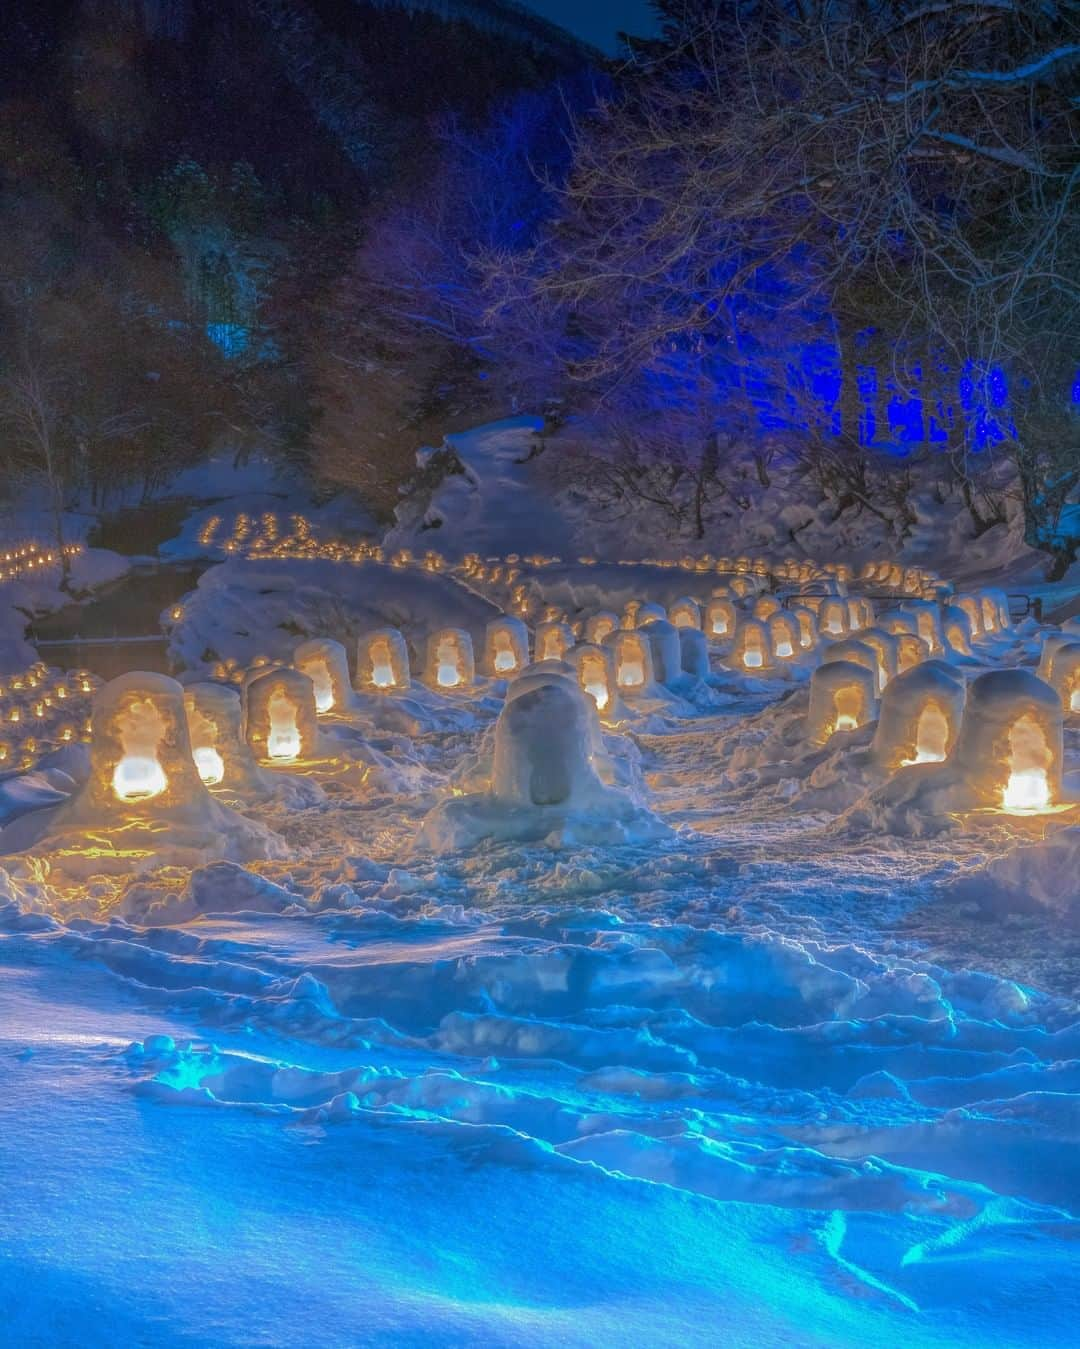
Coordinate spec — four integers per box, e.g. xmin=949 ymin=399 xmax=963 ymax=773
xmin=535 ymin=619 xmax=574 ymax=663
xmin=677 ymin=627 xmax=710 ymax=678
xmin=952 ymin=669 xmax=1063 ymax=813
xmin=484 ymin=616 xmax=530 ymax=678
xmin=605 ymin=629 xmax=655 ymax=694
xmin=871 ymin=661 xmax=966 ymax=772
xmin=184 ymin=682 xmax=265 ymax=793
xmin=704 ymin=596 xmax=736 ymax=639
xmin=819 ymin=598 xmax=849 ymax=638
xmin=806 ymin=660 xmax=878 ymax=745
xmin=569 ymin=643 xmax=622 ymax=718
xmin=731 ymin=618 xmax=772 ymax=672
xmin=640 ymin=619 xmax=683 ymax=687
xmin=293 ymin=638 xmax=353 ymax=714
xmin=245 ymin=668 xmax=319 ymax=763
xmin=668 ymin=597 xmax=702 ymax=629
xmin=766 ymin=612 xmax=800 ymax=662
xmin=356 ymin=627 xmax=411 ymax=692
xmin=424 ymin=628 xmax=475 ymax=692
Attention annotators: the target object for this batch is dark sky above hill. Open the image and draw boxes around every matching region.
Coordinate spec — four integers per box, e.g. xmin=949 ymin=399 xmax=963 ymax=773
xmin=521 ymin=0 xmax=659 ymax=52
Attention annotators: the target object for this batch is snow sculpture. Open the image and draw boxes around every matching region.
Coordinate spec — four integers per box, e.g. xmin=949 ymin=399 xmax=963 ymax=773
xmin=568 ymin=643 xmax=622 ymax=718
xmin=605 ymin=629 xmax=656 ymax=693
xmin=293 ymin=638 xmax=353 ymax=714
xmin=678 ymin=627 xmax=710 ymax=678
xmin=424 ymin=628 xmax=475 ymax=692
xmin=184 ymin=682 xmax=266 ymax=793
xmin=245 ymin=668 xmax=319 ymax=763
xmin=952 ymin=670 xmax=1063 ymax=812
xmin=356 ymin=627 xmax=410 ymax=692
xmin=584 ymin=611 xmax=619 ymax=644
xmin=417 ymin=670 xmax=668 ymax=851
xmin=819 ymin=598 xmax=849 ymax=637
xmin=942 ymin=605 xmax=975 ymax=656
xmin=806 ymin=660 xmax=878 ymax=745
xmin=535 ymin=620 xmax=574 ymax=663
xmin=704 ymin=596 xmax=736 ymax=639
xmin=484 ymin=616 xmax=530 ymax=678
xmin=668 ymin=597 xmax=702 ymax=629
xmin=640 ymin=619 xmax=682 ymax=687
xmin=871 ymin=661 xmax=966 ymax=772
xmin=752 ymin=595 xmax=780 ymax=621
xmin=1049 ymin=643 xmax=1080 ymax=715
xmin=901 ymin=600 xmax=944 ymax=654
xmin=896 ymin=633 xmax=930 ymax=672
xmin=852 ymin=629 xmax=899 ymax=691
xmin=766 ymin=612 xmax=800 ymax=662
xmin=731 ymin=618 xmax=773 ymax=672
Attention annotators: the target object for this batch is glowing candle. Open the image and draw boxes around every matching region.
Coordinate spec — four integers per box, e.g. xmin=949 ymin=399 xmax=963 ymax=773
xmin=193 ymin=746 xmax=225 ymax=785
xmin=113 ymin=755 xmax=167 ymax=802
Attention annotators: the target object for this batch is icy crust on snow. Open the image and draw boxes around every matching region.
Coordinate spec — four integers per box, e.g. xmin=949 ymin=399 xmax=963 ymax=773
xmin=4 ymin=878 xmax=1080 ymax=1344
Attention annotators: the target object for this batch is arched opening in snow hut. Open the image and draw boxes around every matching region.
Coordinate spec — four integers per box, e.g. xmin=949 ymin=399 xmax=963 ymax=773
xmin=293 ymin=638 xmax=352 ymax=715
xmin=245 ymin=668 xmax=318 ymax=764
xmin=705 ymin=597 xmax=736 ymax=639
xmin=1050 ymin=644 xmax=1080 ymax=714
xmin=113 ymin=697 xmax=169 ymax=801
xmin=732 ymin=618 xmax=772 ymax=671
xmin=606 ymin=629 xmax=654 ymax=692
xmin=819 ymin=598 xmax=849 ymax=637
xmin=952 ymin=670 xmax=1063 ymax=814
xmin=766 ymin=612 xmax=799 ymax=661
xmin=569 ymin=643 xmax=619 ymax=716
xmin=535 ymin=620 xmax=574 ymax=664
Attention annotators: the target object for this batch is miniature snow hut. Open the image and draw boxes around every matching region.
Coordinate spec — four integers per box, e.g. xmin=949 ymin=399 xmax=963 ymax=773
xmin=806 ymin=661 xmax=878 ymax=745
xmin=668 ymin=597 xmax=702 ymax=629
xmin=704 ymin=597 xmax=736 ymax=639
xmin=952 ymin=670 xmax=1063 ymax=813
xmin=640 ymin=619 xmax=683 ymax=686
xmin=356 ymin=627 xmax=411 ymax=692
xmin=871 ymin=662 xmax=965 ymax=772
xmin=819 ymin=598 xmax=849 ymax=637
xmin=245 ymin=667 xmax=319 ymax=763
xmin=568 ymin=643 xmax=621 ymax=717
xmin=293 ymin=638 xmax=353 ymax=714
xmin=584 ymin=611 xmax=619 ymax=645
xmin=678 ymin=626 xmax=710 ymax=678
xmin=184 ymin=682 xmax=264 ymax=792
xmin=535 ymin=620 xmax=574 ymax=664
xmin=606 ymin=629 xmax=655 ymax=693
xmin=731 ymin=618 xmax=773 ymax=671
xmin=484 ymin=616 xmax=530 ymax=677
xmin=1049 ymin=643 xmax=1080 ymax=715
xmin=424 ymin=628 xmax=476 ymax=691
xmin=766 ymin=612 xmax=800 ymax=662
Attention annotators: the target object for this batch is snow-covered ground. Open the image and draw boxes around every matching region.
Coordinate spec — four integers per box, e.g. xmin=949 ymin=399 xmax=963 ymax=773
xmin=2 ymin=421 xmax=1079 ymax=1346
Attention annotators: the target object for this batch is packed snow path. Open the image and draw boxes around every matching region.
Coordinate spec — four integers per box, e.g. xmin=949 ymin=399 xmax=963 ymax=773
xmin=3 ymin=672 xmax=1079 ymax=1345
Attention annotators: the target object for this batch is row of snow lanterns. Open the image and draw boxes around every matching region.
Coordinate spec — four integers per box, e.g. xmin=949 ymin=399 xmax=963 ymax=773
xmin=0 ymin=542 xmax=82 ymax=585
xmin=0 ymin=662 xmax=99 ymax=768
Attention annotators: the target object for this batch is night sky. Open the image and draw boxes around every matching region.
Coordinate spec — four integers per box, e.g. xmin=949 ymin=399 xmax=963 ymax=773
xmin=521 ymin=0 xmax=659 ymax=52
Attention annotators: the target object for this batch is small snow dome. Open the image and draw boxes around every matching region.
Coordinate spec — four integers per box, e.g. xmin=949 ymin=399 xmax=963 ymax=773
xmin=245 ymin=667 xmax=318 ymax=763
xmin=668 ymin=597 xmax=702 ymax=629
xmin=484 ymin=616 xmax=530 ymax=678
xmin=87 ymin=673 xmax=206 ymax=814
xmin=731 ymin=617 xmax=773 ymax=672
xmin=871 ymin=661 xmax=966 ymax=772
xmin=605 ymin=628 xmax=655 ymax=693
xmin=293 ymin=638 xmax=352 ymax=714
xmin=752 ymin=595 xmax=780 ymax=621
xmin=1049 ymin=643 xmax=1080 ymax=715
xmin=806 ymin=660 xmax=878 ymax=746
xmin=953 ymin=594 xmax=984 ymax=640
xmin=424 ymin=628 xmax=476 ymax=692
xmin=535 ymin=620 xmax=574 ymax=663
xmin=584 ymin=611 xmax=619 ymax=645
xmin=356 ymin=627 xmax=410 ymax=691
xmin=766 ymin=611 xmax=800 ymax=661
xmin=493 ymin=676 xmax=597 ymax=807
xmin=568 ymin=643 xmax=621 ymax=717
xmin=896 ymin=633 xmax=931 ymax=673
xmin=704 ymin=596 xmax=736 ymax=639
xmin=678 ymin=627 xmax=710 ymax=678
xmin=640 ymin=619 xmax=682 ymax=687
xmin=952 ymin=669 xmax=1063 ymax=813
xmin=819 ymin=598 xmax=849 ymax=637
